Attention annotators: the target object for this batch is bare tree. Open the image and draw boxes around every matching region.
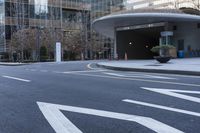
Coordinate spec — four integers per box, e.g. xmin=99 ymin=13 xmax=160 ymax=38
xmin=63 ymin=30 xmax=85 ymax=60
xmin=10 ymin=28 xmax=37 ymax=60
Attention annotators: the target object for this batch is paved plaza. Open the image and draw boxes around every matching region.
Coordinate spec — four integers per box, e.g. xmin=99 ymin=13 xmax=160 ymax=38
xmin=97 ymin=58 xmax=200 ymax=75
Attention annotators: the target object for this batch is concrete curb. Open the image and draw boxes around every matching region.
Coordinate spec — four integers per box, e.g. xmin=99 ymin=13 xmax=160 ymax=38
xmin=0 ymin=63 xmax=30 ymax=66
xmin=97 ymin=63 xmax=200 ymax=76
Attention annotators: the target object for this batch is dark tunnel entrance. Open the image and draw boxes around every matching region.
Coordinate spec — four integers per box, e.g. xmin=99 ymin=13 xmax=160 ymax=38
xmin=116 ymin=26 xmax=164 ymax=59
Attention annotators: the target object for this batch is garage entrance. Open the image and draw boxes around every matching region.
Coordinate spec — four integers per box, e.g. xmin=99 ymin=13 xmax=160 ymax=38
xmin=116 ymin=26 xmax=164 ymax=59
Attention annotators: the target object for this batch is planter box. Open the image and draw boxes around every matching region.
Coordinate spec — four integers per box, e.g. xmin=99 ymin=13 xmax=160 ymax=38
xmin=154 ymin=56 xmax=171 ymax=63
xmin=169 ymin=47 xmax=177 ymax=58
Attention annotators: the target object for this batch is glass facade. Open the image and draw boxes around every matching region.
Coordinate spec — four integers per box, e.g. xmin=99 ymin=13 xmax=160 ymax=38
xmin=90 ymin=0 xmax=125 ymax=59
xmin=124 ymin=0 xmax=200 ymax=10
xmin=0 ymin=0 xmax=5 ymax=52
xmin=1 ymin=0 xmax=91 ymax=61
xmin=4 ymin=0 xmax=91 ymax=37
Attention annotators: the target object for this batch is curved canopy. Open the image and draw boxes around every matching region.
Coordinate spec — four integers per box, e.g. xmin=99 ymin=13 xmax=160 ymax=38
xmin=93 ymin=13 xmax=200 ymax=38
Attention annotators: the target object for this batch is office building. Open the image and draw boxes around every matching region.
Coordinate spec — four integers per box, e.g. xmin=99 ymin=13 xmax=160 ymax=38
xmin=93 ymin=0 xmax=200 ymax=59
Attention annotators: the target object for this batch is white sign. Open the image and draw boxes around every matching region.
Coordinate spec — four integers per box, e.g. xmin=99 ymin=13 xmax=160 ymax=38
xmin=56 ymin=42 xmax=61 ymax=62
xmin=37 ymin=102 xmax=183 ymax=133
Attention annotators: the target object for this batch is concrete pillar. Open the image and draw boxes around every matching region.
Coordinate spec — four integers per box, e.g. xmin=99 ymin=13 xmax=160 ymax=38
xmin=114 ymin=29 xmax=118 ymax=59
xmin=56 ymin=42 xmax=61 ymax=62
xmin=160 ymin=31 xmax=173 ymax=45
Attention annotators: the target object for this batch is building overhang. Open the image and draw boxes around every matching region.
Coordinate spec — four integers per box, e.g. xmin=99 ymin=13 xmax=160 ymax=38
xmin=93 ymin=13 xmax=200 ymax=38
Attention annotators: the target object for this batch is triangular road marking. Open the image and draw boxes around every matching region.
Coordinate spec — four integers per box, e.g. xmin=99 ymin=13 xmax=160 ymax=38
xmin=37 ymin=102 xmax=183 ymax=133
xmin=141 ymin=87 xmax=200 ymax=103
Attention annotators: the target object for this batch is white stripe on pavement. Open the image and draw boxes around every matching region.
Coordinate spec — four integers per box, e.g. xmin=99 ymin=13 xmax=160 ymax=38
xmin=63 ymin=70 xmax=106 ymax=74
xmin=38 ymin=102 xmax=82 ymax=133
xmin=162 ymin=89 xmax=200 ymax=94
xmin=69 ymin=73 xmax=200 ymax=87
xmin=2 ymin=75 xmax=31 ymax=82
xmin=40 ymin=70 xmax=48 ymax=72
xmin=145 ymin=75 xmax=177 ymax=80
xmin=123 ymin=99 xmax=200 ymax=117
xmin=87 ymin=63 xmax=103 ymax=70
xmin=87 ymin=63 xmax=96 ymax=70
xmin=103 ymin=72 xmax=124 ymax=77
xmin=141 ymin=87 xmax=200 ymax=104
xmin=37 ymin=102 xmax=184 ymax=133
xmin=103 ymin=72 xmax=177 ymax=80
xmin=125 ymin=71 xmax=200 ymax=79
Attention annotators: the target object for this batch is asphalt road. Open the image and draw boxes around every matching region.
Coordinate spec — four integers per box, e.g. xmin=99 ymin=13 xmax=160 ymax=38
xmin=0 ymin=60 xmax=200 ymax=133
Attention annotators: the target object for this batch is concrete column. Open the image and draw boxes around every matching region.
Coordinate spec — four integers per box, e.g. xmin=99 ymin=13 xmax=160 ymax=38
xmin=166 ymin=36 xmax=168 ymax=45
xmin=114 ymin=29 xmax=118 ymax=59
xmin=56 ymin=42 xmax=62 ymax=62
xmin=160 ymin=31 xmax=173 ymax=45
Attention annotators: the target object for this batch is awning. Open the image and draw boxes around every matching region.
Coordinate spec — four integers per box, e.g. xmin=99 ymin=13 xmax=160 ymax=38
xmin=93 ymin=13 xmax=200 ymax=38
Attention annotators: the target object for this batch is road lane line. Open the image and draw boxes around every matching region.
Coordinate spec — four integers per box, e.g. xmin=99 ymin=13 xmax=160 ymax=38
xmin=63 ymin=70 xmax=106 ymax=74
xmin=141 ymin=87 xmax=200 ymax=104
xmin=69 ymin=73 xmax=200 ymax=87
xmin=125 ymin=71 xmax=200 ymax=79
xmin=37 ymin=102 xmax=184 ymax=133
xmin=103 ymin=72 xmax=124 ymax=77
xmin=123 ymin=99 xmax=200 ymax=117
xmin=40 ymin=70 xmax=48 ymax=72
xmin=2 ymin=75 xmax=31 ymax=82
xmin=30 ymin=69 xmax=37 ymax=72
xmin=103 ymin=72 xmax=177 ymax=80
xmin=145 ymin=75 xmax=177 ymax=80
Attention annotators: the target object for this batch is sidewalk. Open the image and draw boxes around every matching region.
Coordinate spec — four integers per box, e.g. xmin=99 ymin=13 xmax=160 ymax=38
xmin=0 ymin=62 xmax=28 ymax=66
xmin=97 ymin=58 xmax=200 ymax=76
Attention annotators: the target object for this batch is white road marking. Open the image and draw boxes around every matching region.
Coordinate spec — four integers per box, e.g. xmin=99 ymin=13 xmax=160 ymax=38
xmin=53 ymin=71 xmax=63 ymax=73
xmin=141 ymin=87 xmax=200 ymax=103
xmin=145 ymin=75 xmax=177 ymax=80
xmin=69 ymin=73 xmax=200 ymax=87
xmin=125 ymin=71 xmax=200 ymax=79
xmin=104 ymin=72 xmax=177 ymax=80
xmin=40 ymin=70 xmax=48 ymax=72
xmin=63 ymin=70 xmax=106 ymax=74
xmin=38 ymin=102 xmax=82 ymax=133
xmin=37 ymin=102 xmax=184 ymax=133
xmin=123 ymin=99 xmax=200 ymax=117
xmin=87 ymin=63 xmax=95 ymax=70
xmin=30 ymin=69 xmax=37 ymax=72
xmin=103 ymin=72 xmax=124 ymax=77
xmin=2 ymin=75 xmax=31 ymax=82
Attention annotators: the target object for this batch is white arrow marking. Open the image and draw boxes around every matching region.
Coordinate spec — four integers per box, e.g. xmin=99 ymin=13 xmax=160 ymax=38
xmin=141 ymin=87 xmax=200 ymax=104
xmin=37 ymin=102 xmax=184 ymax=133
xmin=103 ymin=72 xmax=176 ymax=80
xmin=2 ymin=75 xmax=31 ymax=82
xmin=123 ymin=99 xmax=200 ymax=117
